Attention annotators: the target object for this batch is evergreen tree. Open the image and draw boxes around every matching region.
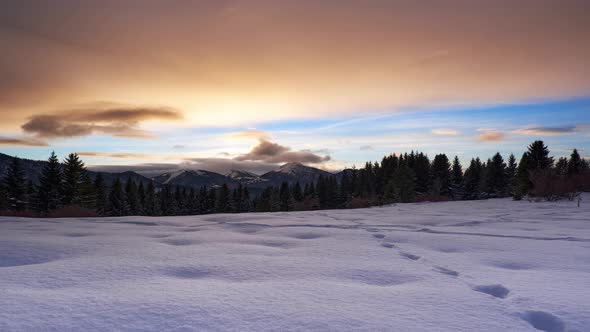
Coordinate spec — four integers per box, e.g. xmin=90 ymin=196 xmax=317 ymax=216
xmin=413 ymin=153 xmax=431 ymax=195
xmin=26 ymin=180 xmax=38 ymax=211
xmin=61 ymin=153 xmax=87 ymax=205
xmin=2 ymin=157 xmax=27 ymax=211
xmin=463 ymin=158 xmax=483 ymax=199
xmin=431 ymin=154 xmax=451 ymax=196
xmin=392 ymin=164 xmax=416 ymax=203
xmin=515 ymin=152 xmax=531 ymax=197
xmin=137 ymin=182 xmax=146 ymax=215
xmin=94 ymin=173 xmax=108 ymax=216
xmin=79 ymin=173 xmax=96 ymax=209
xmin=125 ymin=179 xmax=140 ymax=215
xmin=216 ymin=183 xmax=231 ymax=213
xmin=555 ymin=157 xmax=569 ymax=176
xmin=292 ymin=181 xmax=303 ymax=202
xmin=506 ymin=154 xmax=517 ymax=194
xmin=279 ymin=181 xmax=293 ymax=211
xmin=450 ymin=156 xmax=464 ymax=199
xmin=567 ymin=149 xmax=583 ymax=176
xmin=108 ymin=178 xmax=127 ymax=216
xmin=37 ymin=151 xmax=63 ymax=213
xmin=486 ymin=152 xmax=506 ymax=196
xmin=144 ymin=181 xmax=158 ymax=216
xmin=527 ymin=140 xmax=553 ymax=170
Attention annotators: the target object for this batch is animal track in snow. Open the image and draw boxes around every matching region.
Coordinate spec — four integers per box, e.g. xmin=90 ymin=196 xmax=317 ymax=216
xmin=433 ymin=266 xmax=459 ymax=277
xmin=520 ymin=311 xmax=565 ymax=332
xmin=372 ymin=233 xmax=386 ymax=239
xmin=473 ymin=284 xmax=510 ymax=299
xmin=399 ymin=252 xmax=421 ymax=260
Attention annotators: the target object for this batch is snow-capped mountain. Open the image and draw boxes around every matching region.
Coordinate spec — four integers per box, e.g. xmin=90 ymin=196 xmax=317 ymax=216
xmin=226 ymin=170 xmax=268 ymax=186
xmin=152 ymin=170 xmax=236 ymax=188
xmin=260 ymin=162 xmax=332 ymax=187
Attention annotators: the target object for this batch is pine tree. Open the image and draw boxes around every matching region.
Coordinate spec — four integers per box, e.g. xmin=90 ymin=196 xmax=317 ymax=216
xmin=216 ymin=183 xmax=230 ymax=213
xmin=392 ymin=164 xmax=416 ymax=203
xmin=37 ymin=151 xmax=63 ymax=213
xmin=527 ymin=141 xmax=553 ymax=170
xmin=94 ymin=173 xmax=108 ymax=216
xmin=137 ymin=182 xmax=146 ymax=215
xmin=2 ymin=157 xmax=27 ymax=211
xmin=61 ymin=153 xmax=87 ymax=206
xmin=431 ymin=154 xmax=451 ymax=196
xmin=108 ymin=178 xmax=127 ymax=216
xmin=555 ymin=157 xmax=569 ymax=176
xmin=450 ymin=156 xmax=464 ymax=199
xmin=486 ymin=152 xmax=507 ymax=197
xmin=463 ymin=158 xmax=483 ymax=199
xmin=567 ymin=149 xmax=583 ymax=176
xmin=125 ymin=179 xmax=140 ymax=215
xmin=279 ymin=181 xmax=293 ymax=211
xmin=515 ymin=152 xmax=531 ymax=197
xmin=292 ymin=181 xmax=303 ymax=202
xmin=144 ymin=181 xmax=159 ymax=216
xmin=506 ymin=154 xmax=517 ymax=194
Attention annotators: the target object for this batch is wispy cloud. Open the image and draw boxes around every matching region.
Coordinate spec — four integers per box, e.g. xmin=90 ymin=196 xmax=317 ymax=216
xmin=76 ymin=152 xmax=150 ymax=159
xmin=513 ymin=125 xmax=577 ymax=136
xmin=476 ymin=130 xmax=505 ymax=142
xmin=0 ymin=136 xmax=48 ymax=146
xmin=432 ymin=129 xmax=460 ymax=135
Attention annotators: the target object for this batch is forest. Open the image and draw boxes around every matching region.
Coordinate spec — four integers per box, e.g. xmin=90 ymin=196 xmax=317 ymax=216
xmin=1 ymin=141 xmax=588 ymax=217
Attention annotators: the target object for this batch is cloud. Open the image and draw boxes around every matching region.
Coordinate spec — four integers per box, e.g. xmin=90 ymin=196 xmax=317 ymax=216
xmin=360 ymin=145 xmax=373 ymax=151
xmin=432 ymin=129 xmax=460 ymax=135
xmin=21 ymin=104 xmax=181 ymax=139
xmin=513 ymin=125 xmax=577 ymax=136
xmin=76 ymin=152 xmax=149 ymax=159
xmin=228 ymin=130 xmax=271 ymax=141
xmin=0 ymin=136 xmax=48 ymax=146
xmin=235 ymin=139 xmax=331 ymax=164
xmin=476 ymin=131 xmax=505 ymax=142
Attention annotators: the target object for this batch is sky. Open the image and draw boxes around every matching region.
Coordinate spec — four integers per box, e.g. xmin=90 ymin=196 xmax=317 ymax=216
xmin=0 ymin=0 xmax=589 ymax=174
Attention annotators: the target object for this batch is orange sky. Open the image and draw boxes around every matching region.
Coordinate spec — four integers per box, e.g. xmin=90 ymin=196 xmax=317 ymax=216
xmin=1 ymin=0 xmax=589 ymax=133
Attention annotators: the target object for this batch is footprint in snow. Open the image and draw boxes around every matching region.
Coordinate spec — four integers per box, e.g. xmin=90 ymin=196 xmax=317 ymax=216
xmin=433 ymin=266 xmax=459 ymax=277
xmin=399 ymin=252 xmax=421 ymax=261
xmin=473 ymin=284 xmax=510 ymax=299
xmin=520 ymin=311 xmax=565 ymax=332
xmin=372 ymin=233 xmax=386 ymax=239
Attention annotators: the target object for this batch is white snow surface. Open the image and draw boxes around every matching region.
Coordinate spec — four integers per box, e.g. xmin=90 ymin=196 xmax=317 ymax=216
xmin=1 ymin=196 xmax=589 ymax=331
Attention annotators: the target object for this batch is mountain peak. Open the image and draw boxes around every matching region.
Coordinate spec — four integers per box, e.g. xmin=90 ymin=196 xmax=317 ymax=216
xmin=278 ymin=162 xmax=306 ymax=173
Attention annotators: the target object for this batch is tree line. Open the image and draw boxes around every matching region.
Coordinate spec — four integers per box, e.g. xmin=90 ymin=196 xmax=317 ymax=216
xmin=0 ymin=140 xmax=588 ymax=217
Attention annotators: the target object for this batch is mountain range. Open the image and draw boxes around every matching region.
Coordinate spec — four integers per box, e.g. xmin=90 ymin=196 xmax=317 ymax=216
xmin=0 ymin=153 xmax=337 ymax=192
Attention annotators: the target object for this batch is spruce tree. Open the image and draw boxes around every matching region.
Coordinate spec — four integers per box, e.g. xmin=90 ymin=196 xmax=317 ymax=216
xmin=555 ymin=157 xmax=569 ymax=176
xmin=37 ymin=151 xmax=63 ymax=213
xmin=515 ymin=152 xmax=531 ymax=197
xmin=486 ymin=152 xmax=506 ymax=197
xmin=108 ymin=178 xmax=127 ymax=216
xmin=94 ymin=173 xmax=108 ymax=216
xmin=292 ymin=181 xmax=303 ymax=202
xmin=463 ymin=158 xmax=482 ymax=199
xmin=279 ymin=181 xmax=293 ymax=211
xmin=450 ymin=156 xmax=464 ymax=199
xmin=392 ymin=164 xmax=416 ymax=203
xmin=216 ymin=183 xmax=230 ymax=213
xmin=137 ymin=182 xmax=146 ymax=215
xmin=527 ymin=141 xmax=553 ymax=170
xmin=506 ymin=154 xmax=517 ymax=194
xmin=567 ymin=149 xmax=582 ymax=176
xmin=125 ymin=179 xmax=140 ymax=215
xmin=431 ymin=154 xmax=451 ymax=196
xmin=2 ymin=157 xmax=27 ymax=211
xmin=62 ymin=153 xmax=87 ymax=206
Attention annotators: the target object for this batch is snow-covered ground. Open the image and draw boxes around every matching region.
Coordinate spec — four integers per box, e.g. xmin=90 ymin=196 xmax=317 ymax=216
xmin=1 ymin=196 xmax=589 ymax=332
